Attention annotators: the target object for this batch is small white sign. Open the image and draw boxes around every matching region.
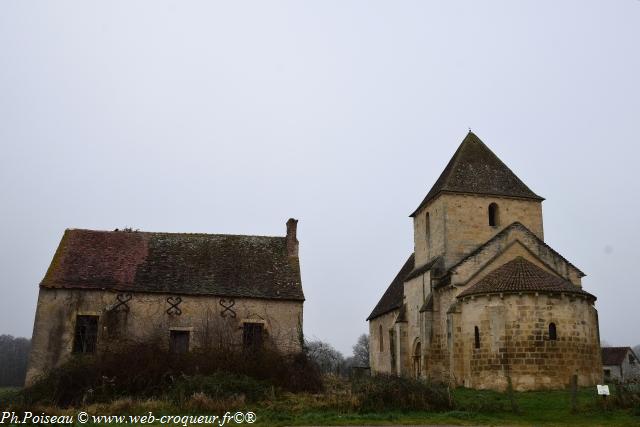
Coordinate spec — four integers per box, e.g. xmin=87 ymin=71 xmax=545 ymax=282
xmin=597 ymin=384 xmax=610 ymax=396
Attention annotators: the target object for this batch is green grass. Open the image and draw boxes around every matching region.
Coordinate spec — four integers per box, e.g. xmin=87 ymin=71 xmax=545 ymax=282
xmin=249 ymin=387 xmax=639 ymax=426
xmin=3 ymin=384 xmax=638 ymax=426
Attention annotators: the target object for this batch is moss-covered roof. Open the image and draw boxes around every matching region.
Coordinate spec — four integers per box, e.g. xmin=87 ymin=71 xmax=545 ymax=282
xmin=410 ymin=132 xmax=543 ymax=217
xmin=41 ymin=229 xmax=304 ymax=301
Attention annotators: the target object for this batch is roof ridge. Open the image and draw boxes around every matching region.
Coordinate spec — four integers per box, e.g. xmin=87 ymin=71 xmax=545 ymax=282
xmin=366 ymin=253 xmax=415 ymax=321
xmin=65 ymin=228 xmax=286 ymax=239
xmin=447 ymin=222 xmax=585 ymax=277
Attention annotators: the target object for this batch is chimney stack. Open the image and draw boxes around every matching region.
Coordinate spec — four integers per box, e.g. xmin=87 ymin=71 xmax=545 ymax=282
xmin=286 ymin=218 xmax=299 ymax=257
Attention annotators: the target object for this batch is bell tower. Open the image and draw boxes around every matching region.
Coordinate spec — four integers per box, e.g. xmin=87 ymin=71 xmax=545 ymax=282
xmin=410 ymin=132 xmax=545 ymax=268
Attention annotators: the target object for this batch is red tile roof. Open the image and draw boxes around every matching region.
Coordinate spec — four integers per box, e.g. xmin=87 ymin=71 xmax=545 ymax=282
xmin=457 ymin=257 xmax=594 ymax=299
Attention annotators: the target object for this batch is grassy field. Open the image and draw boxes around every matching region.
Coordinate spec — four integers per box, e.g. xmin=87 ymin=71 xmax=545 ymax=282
xmin=250 ymin=386 xmax=638 ymax=426
xmin=1 ymin=383 xmax=638 ymax=426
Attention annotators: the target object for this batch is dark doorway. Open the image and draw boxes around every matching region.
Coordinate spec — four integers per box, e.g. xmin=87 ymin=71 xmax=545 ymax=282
xmin=170 ymin=330 xmax=190 ymax=354
xmin=242 ymin=323 xmax=264 ymax=350
xmin=73 ymin=315 xmax=98 ymax=354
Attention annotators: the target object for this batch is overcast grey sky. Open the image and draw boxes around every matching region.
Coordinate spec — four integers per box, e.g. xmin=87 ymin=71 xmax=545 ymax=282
xmin=1 ymin=1 xmax=639 ymax=355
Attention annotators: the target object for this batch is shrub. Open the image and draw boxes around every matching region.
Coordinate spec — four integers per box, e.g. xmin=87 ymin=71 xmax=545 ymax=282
xmin=613 ymin=382 xmax=640 ymax=409
xmin=170 ymin=373 xmax=270 ymax=403
xmin=351 ymin=374 xmax=452 ymax=412
xmin=22 ymin=342 xmax=323 ymax=407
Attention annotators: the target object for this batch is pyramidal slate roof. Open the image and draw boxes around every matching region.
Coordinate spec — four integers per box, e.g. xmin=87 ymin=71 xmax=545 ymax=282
xmin=410 ymin=132 xmax=544 ymax=216
xmin=41 ymin=228 xmax=304 ymax=301
xmin=457 ymin=257 xmax=594 ymax=300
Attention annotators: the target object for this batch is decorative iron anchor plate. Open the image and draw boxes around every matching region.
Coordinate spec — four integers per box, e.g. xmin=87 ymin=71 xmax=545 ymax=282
xmin=166 ymin=296 xmax=183 ymax=315
xmin=219 ymin=298 xmax=236 ymax=318
xmin=111 ymin=293 xmax=132 ymax=312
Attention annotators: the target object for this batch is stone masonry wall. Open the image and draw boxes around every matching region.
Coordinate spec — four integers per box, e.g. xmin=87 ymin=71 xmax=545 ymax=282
xmin=26 ymin=288 xmax=303 ymax=385
xmin=456 ymin=294 xmax=601 ymax=391
xmin=440 ymin=194 xmax=543 ymax=268
xmin=369 ymin=311 xmax=398 ymax=374
xmin=413 ymin=197 xmax=446 ymax=268
xmin=449 ymin=225 xmax=583 ymax=287
xmin=413 ymin=194 xmax=543 ymax=270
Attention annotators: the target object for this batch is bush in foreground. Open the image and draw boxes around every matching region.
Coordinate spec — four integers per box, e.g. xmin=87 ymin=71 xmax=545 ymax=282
xmin=21 ymin=342 xmax=322 ymax=407
xmin=351 ymin=374 xmax=452 ymax=412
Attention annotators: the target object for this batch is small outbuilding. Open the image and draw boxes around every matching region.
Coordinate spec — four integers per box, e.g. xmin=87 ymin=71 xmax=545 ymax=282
xmin=602 ymin=347 xmax=640 ymax=383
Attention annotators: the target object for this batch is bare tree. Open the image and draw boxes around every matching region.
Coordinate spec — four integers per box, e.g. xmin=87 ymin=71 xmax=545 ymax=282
xmin=305 ymin=339 xmax=345 ymax=375
xmin=352 ymin=334 xmax=369 ymax=368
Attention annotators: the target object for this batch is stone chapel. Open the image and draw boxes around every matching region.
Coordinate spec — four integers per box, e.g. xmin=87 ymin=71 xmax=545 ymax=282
xmin=367 ymin=132 xmax=602 ymax=391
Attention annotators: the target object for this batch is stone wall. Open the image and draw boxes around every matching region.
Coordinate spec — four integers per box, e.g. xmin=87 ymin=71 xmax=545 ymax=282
xmin=422 ymin=285 xmax=458 ymax=384
xmin=413 ymin=197 xmax=446 ymax=267
xmin=404 ymin=273 xmax=429 ymax=353
xmin=368 ymin=310 xmax=397 ymax=374
xmin=621 ymin=352 xmax=640 ymax=381
xmin=604 ymin=364 xmax=623 ymax=382
xmin=26 ymin=288 xmax=303 ymax=385
xmin=413 ymin=194 xmax=544 ymax=269
xmin=456 ymin=293 xmax=601 ymax=391
xmin=449 ymin=224 xmax=583 ymax=287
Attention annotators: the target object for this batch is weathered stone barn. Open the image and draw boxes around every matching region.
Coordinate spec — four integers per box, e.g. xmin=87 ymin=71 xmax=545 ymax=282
xmin=26 ymin=219 xmax=304 ymax=386
xmin=367 ymin=132 xmax=602 ymax=391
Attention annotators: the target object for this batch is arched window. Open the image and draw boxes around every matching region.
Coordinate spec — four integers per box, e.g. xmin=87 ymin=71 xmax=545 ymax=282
xmin=379 ymin=325 xmax=384 ymax=352
xmin=425 ymin=212 xmax=430 ymax=242
xmin=474 ymin=326 xmax=480 ymax=349
xmin=549 ymin=323 xmax=557 ymax=341
xmin=488 ymin=203 xmax=499 ymax=226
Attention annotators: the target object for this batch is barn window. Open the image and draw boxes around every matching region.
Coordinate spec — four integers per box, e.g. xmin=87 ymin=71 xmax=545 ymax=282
xmin=549 ymin=323 xmax=557 ymax=341
xmin=379 ymin=325 xmax=384 ymax=352
xmin=474 ymin=326 xmax=480 ymax=349
xmin=488 ymin=203 xmax=499 ymax=226
xmin=169 ymin=330 xmax=190 ymax=354
xmin=73 ymin=315 xmax=98 ymax=354
xmin=243 ymin=323 xmax=264 ymax=351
